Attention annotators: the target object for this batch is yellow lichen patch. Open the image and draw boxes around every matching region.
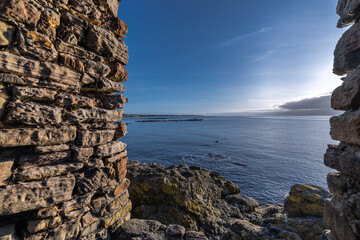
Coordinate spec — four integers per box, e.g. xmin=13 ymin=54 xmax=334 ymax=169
xmin=26 ymin=31 xmax=54 ymax=49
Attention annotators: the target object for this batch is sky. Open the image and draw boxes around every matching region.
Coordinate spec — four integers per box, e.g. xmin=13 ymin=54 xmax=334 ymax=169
xmin=118 ymin=0 xmax=346 ymax=114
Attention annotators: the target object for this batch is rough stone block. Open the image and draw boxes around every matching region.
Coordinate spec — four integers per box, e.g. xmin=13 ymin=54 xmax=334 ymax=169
xmin=35 ymin=144 xmax=70 ymax=154
xmin=75 ymin=169 xmax=107 ymax=195
xmin=330 ymin=110 xmax=360 ymax=145
xmin=17 ymin=30 xmax=58 ymax=62
xmin=114 ymin=122 xmax=127 ymax=140
xmin=72 ymin=147 xmax=94 ymax=162
xmin=102 ymin=200 xmax=132 ymax=228
xmin=114 ymin=178 xmax=130 ymax=196
xmin=336 ymin=0 xmax=360 ymax=28
xmin=86 ymin=24 xmax=128 ymax=64
xmin=67 ymin=108 xmax=122 ymax=123
xmin=37 ymin=7 xmax=60 ymax=40
xmin=0 ymin=84 xmax=9 ymax=120
xmin=27 ymin=216 xmax=62 ymax=233
xmin=331 ymin=66 xmax=360 ymax=110
xmin=17 ymin=151 xmax=71 ymax=167
xmin=97 ymin=78 xmax=125 ymax=93
xmin=84 ymin=59 xmax=110 ymax=78
xmin=77 ymin=129 xmax=115 ymax=147
xmin=0 ymin=20 xmax=15 ymax=46
xmin=0 ymin=151 xmax=14 ymax=187
xmin=324 ymin=144 xmax=360 ymax=180
xmin=334 ymin=21 xmax=360 ymax=75
xmin=104 ymin=150 xmax=127 ymax=164
xmin=12 ymin=86 xmax=57 ymax=101
xmin=100 ymin=0 xmax=121 ymax=16
xmin=35 ymin=206 xmax=59 ymax=219
xmin=0 ymin=0 xmax=42 ymax=28
xmin=107 ymin=61 xmax=128 ymax=82
xmin=103 ymin=17 xmax=128 ymax=40
xmin=58 ymin=10 xmax=87 ymax=46
xmin=56 ymin=93 xmax=95 ymax=108
xmin=0 ymin=126 xmax=76 ymax=147
xmin=0 ymin=52 xmax=81 ymax=90
xmin=115 ymin=156 xmax=128 ymax=182
xmin=327 ymin=172 xmax=348 ymax=199
xmin=284 ymin=184 xmax=331 ymax=217
xmin=59 ymin=53 xmax=85 ymax=72
xmin=55 ymin=40 xmax=97 ymax=60
xmin=0 ymin=175 xmax=75 ymax=215
xmin=94 ymin=141 xmax=126 ymax=157
xmin=16 ymin=162 xmax=83 ymax=182
xmin=324 ymin=197 xmax=358 ymax=240
xmin=6 ymin=102 xmax=63 ymax=126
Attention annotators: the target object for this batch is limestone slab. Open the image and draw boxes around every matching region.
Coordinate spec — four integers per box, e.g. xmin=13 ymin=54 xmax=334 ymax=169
xmin=77 ymin=129 xmax=115 ymax=147
xmin=94 ymin=141 xmax=126 ymax=157
xmin=0 ymin=175 xmax=75 ymax=215
xmin=0 ymin=126 xmax=76 ymax=147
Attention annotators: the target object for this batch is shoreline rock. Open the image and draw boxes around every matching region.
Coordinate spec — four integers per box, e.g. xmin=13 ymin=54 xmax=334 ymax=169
xmin=115 ymin=160 xmax=330 ymax=240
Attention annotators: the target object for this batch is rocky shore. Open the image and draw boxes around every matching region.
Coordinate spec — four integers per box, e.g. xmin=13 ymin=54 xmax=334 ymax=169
xmin=114 ymin=161 xmax=331 ymax=240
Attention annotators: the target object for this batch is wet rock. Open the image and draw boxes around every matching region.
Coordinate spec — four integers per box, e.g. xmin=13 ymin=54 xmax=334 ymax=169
xmin=0 ymin=175 xmax=75 ymax=215
xmin=284 ymin=184 xmax=331 ymax=218
xmin=17 ymin=30 xmax=58 ymax=62
xmin=0 ymin=126 xmax=76 ymax=147
xmin=0 ymin=20 xmax=16 ymax=46
xmin=77 ymin=129 xmax=115 ymax=147
xmin=86 ymin=24 xmax=128 ymax=64
xmin=67 ymin=108 xmax=122 ymax=123
xmin=6 ymin=102 xmax=63 ymax=126
xmin=15 ymin=162 xmax=83 ymax=182
xmin=94 ymin=141 xmax=126 ymax=157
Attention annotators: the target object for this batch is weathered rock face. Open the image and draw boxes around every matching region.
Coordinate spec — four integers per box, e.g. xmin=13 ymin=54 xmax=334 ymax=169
xmin=324 ymin=2 xmax=360 ymax=239
xmin=0 ymin=0 xmax=131 ymax=239
xmin=284 ymin=184 xmax=331 ymax=218
xmin=125 ymin=161 xmax=325 ymax=240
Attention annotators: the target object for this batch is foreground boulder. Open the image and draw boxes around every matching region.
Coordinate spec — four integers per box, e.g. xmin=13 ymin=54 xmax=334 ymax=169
xmin=284 ymin=184 xmax=331 ymax=217
xmin=125 ymin=161 xmax=328 ymax=240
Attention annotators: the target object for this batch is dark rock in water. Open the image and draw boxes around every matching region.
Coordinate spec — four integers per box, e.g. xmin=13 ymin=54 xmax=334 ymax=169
xmin=126 ymin=161 xmax=326 ymax=240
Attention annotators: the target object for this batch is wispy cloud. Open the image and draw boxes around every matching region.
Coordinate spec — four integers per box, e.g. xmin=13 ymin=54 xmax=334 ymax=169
xmin=250 ymin=43 xmax=289 ymax=62
xmin=219 ymin=27 xmax=273 ymax=47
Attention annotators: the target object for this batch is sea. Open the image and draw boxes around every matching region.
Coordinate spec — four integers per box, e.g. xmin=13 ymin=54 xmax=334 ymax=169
xmin=122 ymin=115 xmax=337 ymax=204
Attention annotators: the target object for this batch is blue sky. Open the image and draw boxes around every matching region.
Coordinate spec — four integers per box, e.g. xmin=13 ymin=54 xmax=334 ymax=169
xmin=119 ymin=0 xmax=345 ymax=114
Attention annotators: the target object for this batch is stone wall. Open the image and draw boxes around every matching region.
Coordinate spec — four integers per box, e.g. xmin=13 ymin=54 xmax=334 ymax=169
xmin=0 ymin=0 xmax=131 ymax=239
xmin=324 ymin=0 xmax=360 ymax=239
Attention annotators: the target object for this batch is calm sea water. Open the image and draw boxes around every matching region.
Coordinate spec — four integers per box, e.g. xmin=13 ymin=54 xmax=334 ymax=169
xmin=122 ymin=115 xmax=337 ymax=204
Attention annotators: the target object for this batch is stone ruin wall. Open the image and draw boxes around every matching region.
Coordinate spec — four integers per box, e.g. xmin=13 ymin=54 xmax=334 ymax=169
xmin=0 ymin=0 xmax=131 ymax=239
xmin=324 ymin=0 xmax=360 ymax=239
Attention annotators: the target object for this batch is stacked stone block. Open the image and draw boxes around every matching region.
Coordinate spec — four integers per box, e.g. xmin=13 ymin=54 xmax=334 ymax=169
xmin=0 ymin=0 xmax=131 ymax=239
xmin=324 ymin=0 xmax=360 ymax=239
